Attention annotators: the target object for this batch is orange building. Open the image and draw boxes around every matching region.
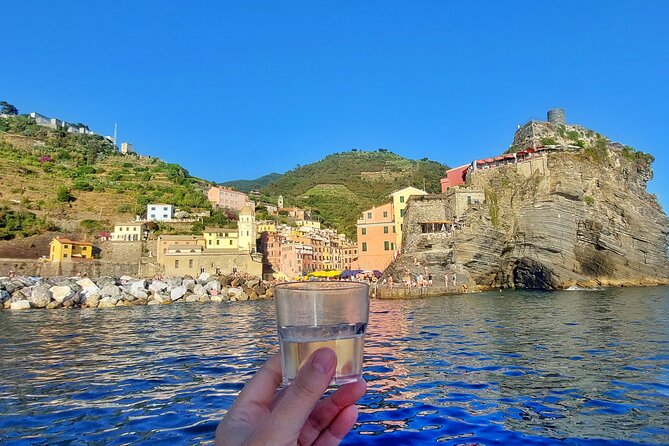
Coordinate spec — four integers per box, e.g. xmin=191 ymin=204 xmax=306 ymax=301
xmin=207 ymin=186 xmax=250 ymax=211
xmin=356 ymin=202 xmax=395 ymax=271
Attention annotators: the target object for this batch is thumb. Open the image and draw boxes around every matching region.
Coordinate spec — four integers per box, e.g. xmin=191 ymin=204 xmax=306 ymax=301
xmin=261 ymin=348 xmax=337 ymax=441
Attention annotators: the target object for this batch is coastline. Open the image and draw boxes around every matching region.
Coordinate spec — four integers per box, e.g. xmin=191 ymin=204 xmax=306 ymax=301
xmin=1 ymin=273 xmax=274 ymax=310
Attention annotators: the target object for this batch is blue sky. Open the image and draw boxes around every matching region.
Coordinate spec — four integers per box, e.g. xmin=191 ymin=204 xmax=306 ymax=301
xmin=3 ymin=1 xmax=669 ymax=209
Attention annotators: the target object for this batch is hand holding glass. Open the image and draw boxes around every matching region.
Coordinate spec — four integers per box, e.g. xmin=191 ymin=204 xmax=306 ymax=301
xmin=274 ymin=281 xmax=370 ymax=385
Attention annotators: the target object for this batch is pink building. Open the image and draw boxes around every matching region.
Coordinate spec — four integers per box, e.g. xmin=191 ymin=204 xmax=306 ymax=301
xmin=440 ymin=164 xmax=469 ymax=192
xmin=207 ymin=186 xmax=250 ymax=211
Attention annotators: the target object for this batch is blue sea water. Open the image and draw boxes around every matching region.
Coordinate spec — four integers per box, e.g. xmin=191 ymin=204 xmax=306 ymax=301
xmin=0 ymin=288 xmax=668 ymax=445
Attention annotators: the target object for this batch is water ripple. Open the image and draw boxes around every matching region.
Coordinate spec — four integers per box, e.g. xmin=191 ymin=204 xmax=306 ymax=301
xmin=0 ymin=288 xmax=668 ymax=444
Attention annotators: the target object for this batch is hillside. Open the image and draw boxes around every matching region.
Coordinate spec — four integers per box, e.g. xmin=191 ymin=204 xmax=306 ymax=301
xmin=220 ymin=172 xmax=282 ymax=192
xmin=261 ymin=150 xmax=448 ymax=236
xmin=388 ymin=122 xmax=669 ymax=289
xmin=0 ymin=115 xmax=214 ymax=242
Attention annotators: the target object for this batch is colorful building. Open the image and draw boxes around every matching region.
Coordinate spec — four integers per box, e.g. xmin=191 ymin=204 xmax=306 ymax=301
xmin=356 ymin=202 xmax=396 ymax=271
xmin=440 ymin=164 xmax=469 ymax=192
xmin=147 ymin=204 xmax=174 ymax=222
xmin=207 ymin=186 xmax=250 ymax=211
xmin=390 ymin=186 xmax=428 ymax=250
xmin=49 ymin=238 xmax=94 ymax=261
xmin=203 ymin=227 xmax=239 ymax=249
xmin=111 ymin=222 xmax=145 ymax=242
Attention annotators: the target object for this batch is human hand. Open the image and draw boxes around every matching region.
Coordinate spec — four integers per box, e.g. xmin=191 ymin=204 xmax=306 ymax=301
xmin=216 ymin=348 xmax=367 ymax=446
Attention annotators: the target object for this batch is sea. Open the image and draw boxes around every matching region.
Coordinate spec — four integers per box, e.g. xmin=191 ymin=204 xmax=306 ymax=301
xmin=0 ymin=287 xmax=667 ymax=445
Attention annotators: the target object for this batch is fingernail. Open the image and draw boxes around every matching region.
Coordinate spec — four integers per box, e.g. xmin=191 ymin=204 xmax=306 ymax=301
xmin=312 ymin=348 xmax=336 ymax=374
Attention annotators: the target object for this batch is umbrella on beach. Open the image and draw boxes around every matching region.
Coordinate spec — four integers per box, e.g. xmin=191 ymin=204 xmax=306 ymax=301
xmin=340 ymin=269 xmax=363 ymax=279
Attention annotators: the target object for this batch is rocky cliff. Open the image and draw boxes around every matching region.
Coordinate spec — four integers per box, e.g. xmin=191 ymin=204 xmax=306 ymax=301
xmin=386 ymin=126 xmax=669 ymax=289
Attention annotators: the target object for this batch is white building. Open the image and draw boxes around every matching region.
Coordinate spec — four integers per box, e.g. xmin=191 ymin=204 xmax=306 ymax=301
xmin=147 ymin=204 xmax=174 ymax=222
xmin=120 ymin=142 xmax=134 ymax=154
xmin=238 ymin=204 xmax=257 ymax=252
xmin=111 ymin=222 xmax=145 ymax=241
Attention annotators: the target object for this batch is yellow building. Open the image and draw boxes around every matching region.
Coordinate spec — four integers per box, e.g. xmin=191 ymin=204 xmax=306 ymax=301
xmin=257 ymin=220 xmax=277 ymax=233
xmin=390 ymin=186 xmax=427 ymax=250
xmin=111 ymin=222 xmax=145 ymax=241
xmin=295 ymin=219 xmax=321 ymax=230
xmin=49 ymin=238 xmax=94 ymax=261
xmin=203 ymin=227 xmax=239 ymax=249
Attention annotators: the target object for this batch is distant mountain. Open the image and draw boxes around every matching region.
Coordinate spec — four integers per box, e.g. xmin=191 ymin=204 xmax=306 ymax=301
xmin=220 ymin=173 xmax=282 ymax=192
xmin=261 ymin=150 xmax=448 ymax=237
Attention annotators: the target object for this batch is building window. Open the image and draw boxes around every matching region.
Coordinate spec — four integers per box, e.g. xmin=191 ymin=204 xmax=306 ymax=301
xmin=367 ymin=212 xmax=372 ymax=219
xmin=216 ymin=240 xmax=220 ymax=245
xmin=362 ymin=242 xmax=367 ymax=252
xmin=400 ymin=208 xmax=406 ymax=217
xmin=175 ymin=260 xmax=179 ymax=268
xmin=189 ymin=259 xmax=193 ymax=268
xmin=361 ymin=228 xmax=366 ymax=236
xmin=63 ymin=254 xmax=68 ymax=258
xmin=383 ymin=226 xmax=388 ymax=233
xmin=467 ymin=196 xmax=472 ymax=205
xmin=392 ymin=226 xmax=396 ymax=233
xmin=63 ymin=245 xmax=69 ymax=249
xmin=208 ymin=240 xmax=212 ymax=246
xmin=400 ymin=196 xmax=405 ymax=203
xmin=383 ymin=211 xmax=388 ymax=218
xmin=230 ymin=240 xmax=233 ymax=245
xmin=384 ymin=241 xmax=390 ymax=251
xmin=200 ymin=267 xmax=205 ymax=274
xmin=151 ymin=207 xmax=156 ymax=210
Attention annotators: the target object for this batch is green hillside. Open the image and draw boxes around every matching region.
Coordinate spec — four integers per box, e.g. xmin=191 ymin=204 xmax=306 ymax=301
xmin=220 ymin=172 xmax=282 ymax=192
xmin=261 ymin=149 xmax=448 ymax=237
xmin=0 ymin=115 xmax=216 ymax=240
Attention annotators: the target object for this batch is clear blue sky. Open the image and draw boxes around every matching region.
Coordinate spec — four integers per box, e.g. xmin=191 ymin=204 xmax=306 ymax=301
xmin=3 ymin=1 xmax=669 ymax=209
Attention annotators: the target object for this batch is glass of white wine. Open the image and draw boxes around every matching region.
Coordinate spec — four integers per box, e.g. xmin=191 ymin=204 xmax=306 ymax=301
xmin=274 ymin=281 xmax=370 ymax=385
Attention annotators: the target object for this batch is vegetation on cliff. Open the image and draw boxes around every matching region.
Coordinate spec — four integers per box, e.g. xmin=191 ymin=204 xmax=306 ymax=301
xmin=0 ymin=115 xmax=213 ymax=239
xmin=260 ymin=149 xmax=447 ymax=236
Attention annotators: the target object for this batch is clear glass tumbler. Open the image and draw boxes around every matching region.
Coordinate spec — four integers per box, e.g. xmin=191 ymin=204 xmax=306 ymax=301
xmin=274 ymin=281 xmax=370 ymax=385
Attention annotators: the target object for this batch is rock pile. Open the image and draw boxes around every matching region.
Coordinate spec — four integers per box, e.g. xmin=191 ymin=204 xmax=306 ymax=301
xmin=0 ymin=273 xmax=275 ymax=310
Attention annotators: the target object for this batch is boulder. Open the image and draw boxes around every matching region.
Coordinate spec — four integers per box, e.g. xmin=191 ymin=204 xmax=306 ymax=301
xmin=152 ymin=294 xmax=168 ymax=304
xmin=20 ymin=286 xmax=33 ymax=299
xmin=46 ymin=301 xmax=62 ymax=310
xmin=10 ymin=300 xmax=31 ymax=310
xmin=0 ymin=289 xmax=10 ymax=304
xmin=97 ymin=297 xmax=116 ymax=308
xmin=96 ymin=276 xmax=117 ymax=288
xmin=198 ymin=295 xmax=210 ymax=303
xmin=171 ymin=286 xmax=187 ymax=301
xmin=147 ymin=300 xmax=161 ymax=306
xmin=130 ymin=288 xmax=148 ymax=299
xmin=100 ymin=284 xmax=121 ymax=297
xmin=3 ymin=301 xmax=11 ymax=309
xmin=49 ymin=285 xmax=74 ymax=303
xmin=210 ymin=295 xmax=224 ymax=303
xmin=29 ymin=284 xmax=52 ymax=308
xmin=237 ymin=292 xmax=250 ymax=301
xmin=198 ymin=272 xmax=211 ymax=282
xmin=149 ymin=280 xmax=168 ymax=293
xmin=209 ymin=288 xmax=219 ymax=296
xmin=132 ymin=298 xmax=148 ymax=306
xmin=248 ymin=291 xmax=259 ymax=301
xmin=83 ymin=293 xmax=100 ymax=308
xmin=120 ymin=291 xmax=135 ymax=302
xmin=166 ymin=277 xmax=182 ymax=288
xmin=205 ymin=280 xmax=221 ymax=292
xmin=76 ymin=278 xmax=100 ymax=296
xmin=130 ymin=280 xmax=147 ymax=291
xmin=265 ymin=287 xmax=274 ymax=299
xmin=193 ymin=284 xmax=207 ymax=296
xmin=219 ymin=276 xmax=232 ymax=287
xmin=227 ymin=287 xmax=243 ymax=299
xmin=185 ymin=295 xmax=199 ymax=303
xmin=63 ymin=299 xmax=76 ymax=308
xmin=253 ymin=284 xmax=267 ymax=296
xmin=183 ymin=278 xmax=196 ymax=291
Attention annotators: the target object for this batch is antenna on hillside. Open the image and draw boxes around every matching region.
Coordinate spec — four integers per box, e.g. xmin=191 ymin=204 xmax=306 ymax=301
xmin=113 ymin=122 xmax=118 ymax=149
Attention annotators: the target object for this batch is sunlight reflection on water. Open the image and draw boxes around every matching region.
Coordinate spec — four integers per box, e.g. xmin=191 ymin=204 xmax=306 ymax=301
xmin=0 ymin=287 xmax=668 ymax=445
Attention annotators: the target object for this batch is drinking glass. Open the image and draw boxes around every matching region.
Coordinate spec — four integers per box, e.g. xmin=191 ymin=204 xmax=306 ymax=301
xmin=274 ymin=281 xmax=370 ymax=385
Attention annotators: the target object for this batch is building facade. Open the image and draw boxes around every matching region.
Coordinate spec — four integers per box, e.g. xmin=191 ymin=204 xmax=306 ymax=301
xmin=207 ymin=186 xmax=250 ymax=211
xmin=440 ymin=164 xmax=469 ymax=192
xmin=111 ymin=222 xmax=145 ymax=241
xmin=238 ymin=204 xmax=257 ymax=252
xmin=120 ymin=142 xmax=134 ymax=154
xmin=49 ymin=238 xmax=93 ymax=261
xmin=356 ymin=202 xmax=396 ymax=271
xmin=390 ymin=186 xmax=428 ymax=250
xmin=147 ymin=204 xmax=174 ymax=221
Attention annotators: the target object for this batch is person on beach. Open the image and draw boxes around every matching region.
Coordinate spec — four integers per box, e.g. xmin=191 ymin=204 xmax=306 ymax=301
xmin=216 ymin=348 xmax=366 ymax=446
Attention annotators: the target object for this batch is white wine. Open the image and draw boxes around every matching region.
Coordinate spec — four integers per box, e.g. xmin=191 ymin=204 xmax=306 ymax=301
xmin=279 ymin=323 xmax=366 ymax=385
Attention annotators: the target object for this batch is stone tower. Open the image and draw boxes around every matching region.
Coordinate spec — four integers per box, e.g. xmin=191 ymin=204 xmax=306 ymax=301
xmin=547 ymin=108 xmax=566 ymax=126
xmin=238 ymin=203 xmax=257 ymax=253
xmin=278 ymin=195 xmax=284 ymax=208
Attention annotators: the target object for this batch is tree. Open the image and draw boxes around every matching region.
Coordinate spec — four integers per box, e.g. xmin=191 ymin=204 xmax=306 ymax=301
xmin=56 ymin=186 xmax=74 ymax=202
xmin=0 ymin=101 xmax=18 ymax=115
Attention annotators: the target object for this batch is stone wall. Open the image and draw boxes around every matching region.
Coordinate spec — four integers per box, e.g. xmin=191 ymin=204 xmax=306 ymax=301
xmin=0 ymin=259 xmax=141 ymax=277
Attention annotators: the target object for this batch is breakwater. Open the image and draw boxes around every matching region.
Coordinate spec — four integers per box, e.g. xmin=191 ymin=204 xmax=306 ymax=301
xmin=0 ymin=273 xmax=273 ymax=310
